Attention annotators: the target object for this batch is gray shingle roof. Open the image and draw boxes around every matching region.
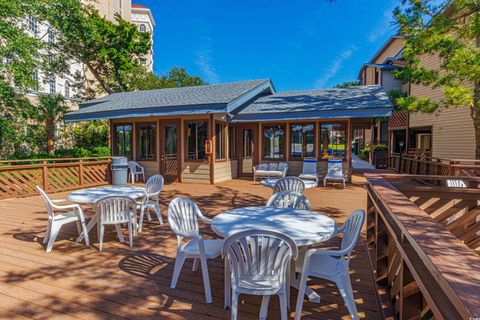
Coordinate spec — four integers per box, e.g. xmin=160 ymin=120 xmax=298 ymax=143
xmin=230 ymin=85 xmax=393 ymax=122
xmin=65 ymin=79 xmax=273 ymax=121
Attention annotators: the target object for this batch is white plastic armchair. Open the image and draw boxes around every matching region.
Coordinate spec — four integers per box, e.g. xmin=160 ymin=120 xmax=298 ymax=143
xmin=298 ymin=158 xmax=319 ymax=185
xmin=36 ymin=186 xmax=89 ymax=253
xmin=138 ymin=174 xmax=164 ymax=232
xmin=95 ymin=196 xmax=137 ymax=251
xmin=266 ymin=191 xmax=312 ymax=211
xmin=323 ymin=159 xmax=346 ymax=188
xmin=128 ymin=161 xmax=145 ymax=183
xmin=294 ymin=209 xmax=365 ymax=320
xmin=168 ymin=198 xmax=223 ymax=303
xmin=222 ymin=230 xmax=298 ymax=320
xmin=274 ymin=177 xmax=306 ymax=194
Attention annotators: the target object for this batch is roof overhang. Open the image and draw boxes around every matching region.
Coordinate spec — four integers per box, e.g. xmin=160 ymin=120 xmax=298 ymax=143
xmin=230 ymin=107 xmax=393 ymax=123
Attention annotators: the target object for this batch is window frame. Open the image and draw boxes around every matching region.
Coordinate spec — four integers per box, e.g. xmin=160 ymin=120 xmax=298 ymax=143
xmin=289 ymin=122 xmax=316 ymax=160
xmin=228 ymin=125 xmax=237 ymax=159
xmin=136 ymin=122 xmax=157 ymax=161
xmin=262 ymin=124 xmax=286 ymax=161
xmin=318 ymin=121 xmax=347 ymax=160
xmin=113 ymin=123 xmax=134 ymax=160
xmin=49 ymin=75 xmax=56 ymax=94
xmin=28 ymin=15 xmax=37 ymax=34
xmin=139 ymin=24 xmax=146 ymax=32
xmin=215 ymin=121 xmax=227 ymax=161
xmin=64 ymin=80 xmax=70 ymax=98
xmin=184 ymin=119 xmax=209 ymax=162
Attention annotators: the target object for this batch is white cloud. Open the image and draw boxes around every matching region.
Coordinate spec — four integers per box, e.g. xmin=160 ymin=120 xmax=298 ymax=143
xmin=314 ymin=45 xmax=357 ymax=89
xmin=194 ymin=21 xmax=220 ymax=84
xmin=368 ymin=7 xmax=396 ymax=43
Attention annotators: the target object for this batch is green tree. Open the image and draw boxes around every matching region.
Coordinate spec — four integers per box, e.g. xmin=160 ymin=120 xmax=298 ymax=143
xmin=132 ymin=67 xmax=207 ymax=91
xmin=35 ymin=94 xmax=69 ymax=154
xmin=334 ymin=81 xmax=360 ymax=88
xmin=393 ymin=0 xmax=480 ymax=158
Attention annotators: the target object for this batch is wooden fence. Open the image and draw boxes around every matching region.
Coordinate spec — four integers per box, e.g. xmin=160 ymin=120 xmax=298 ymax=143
xmin=366 ymin=173 xmax=480 ymax=319
xmin=0 ymin=157 xmax=111 ymax=199
xmin=387 ymin=153 xmax=480 ymax=176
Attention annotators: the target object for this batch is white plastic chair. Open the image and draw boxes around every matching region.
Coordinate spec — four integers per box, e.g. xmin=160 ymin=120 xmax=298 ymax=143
xmin=95 ymin=196 xmax=137 ymax=251
xmin=323 ymin=159 xmax=346 ymax=188
xmin=298 ymin=158 xmax=319 ymax=185
xmin=222 ymin=230 xmax=298 ymax=320
xmin=294 ymin=209 xmax=365 ymax=320
xmin=274 ymin=177 xmax=305 ymax=194
xmin=138 ymin=174 xmax=164 ymax=232
xmin=168 ymin=198 xmax=223 ymax=303
xmin=128 ymin=161 xmax=145 ymax=183
xmin=36 ymin=186 xmax=90 ymax=253
xmin=266 ymin=191 xmax=312 ymax=211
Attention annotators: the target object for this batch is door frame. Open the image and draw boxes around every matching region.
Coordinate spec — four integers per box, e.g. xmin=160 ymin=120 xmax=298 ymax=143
xmin=236 ymin=123 xmax=258 ymax=177
xmin=158 ymin=119 xmax=181 ymax=182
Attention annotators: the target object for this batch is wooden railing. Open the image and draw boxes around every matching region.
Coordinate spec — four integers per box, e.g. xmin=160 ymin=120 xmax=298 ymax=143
xmin=387 ymin=154 xmax=480 ymax=176
xmin=0 ymin=157 xmax=111 ymax=199
xmin=366 ymin=173 xmax=480 ymax=319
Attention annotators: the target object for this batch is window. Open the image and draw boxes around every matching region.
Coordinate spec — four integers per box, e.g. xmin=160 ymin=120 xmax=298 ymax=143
xmin=228 ymin=126 xmax=236 ymax=159
xmin=243 ymin=128 xmax=253 ymax=157
xmin=114 ymin=124 xmax=133 ymax=159
xmin=64 ymin=81 xmax=70 ymax=98
xmin=137 ymin=123 xmax=156 ymax=160
xmin=290 ymin=124 xmax=315 ymax=159
xmin=48 ymin=31 xmax=55 ymax=44
xmin=186 ymin=121 xmax=208 ymax=160
xmin=28 ymin=15 xmax=37 ymax=33
xmin=319 ymin=123 xmax=346 ymax=159
xmin=31 ymin=70 xmax=39 ymax=91
xmin=215 ymin=123 xmax=226 ymax=160
xmin=263 ymin=125 xmax=285 ymax=159
xmin=139 ymin=24 xmax=146 ymax=32
xmin=48 ymin=53 xmax=55 ymax=65
xmin=375 ymin=70 xmax=380 ymax=85
xmin=49 ymin=75 xmax=56 ymax=94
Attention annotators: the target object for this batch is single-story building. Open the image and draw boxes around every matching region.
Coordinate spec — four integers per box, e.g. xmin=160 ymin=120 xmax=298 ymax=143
xmin=65 ymin=79 xmax=393 ymax=184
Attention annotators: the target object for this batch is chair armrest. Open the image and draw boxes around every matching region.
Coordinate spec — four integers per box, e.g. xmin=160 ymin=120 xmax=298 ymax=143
xmin=200 ymin=216 xmax=213 ymax=224
xmin=174 ymin=230 xmax=202 ymax=240
xmin=311 ymin=248 xmax=346 ymax=257
xmin=50 ymin=199 xmax=70 ymax=204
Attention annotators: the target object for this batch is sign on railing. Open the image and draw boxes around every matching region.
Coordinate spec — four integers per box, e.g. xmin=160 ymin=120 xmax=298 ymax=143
xmin=0 ymin=157 xmax=111 ymax=199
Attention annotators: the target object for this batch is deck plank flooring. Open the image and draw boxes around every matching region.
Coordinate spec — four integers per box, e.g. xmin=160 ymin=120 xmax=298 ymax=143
xmin=0 ymin=174 xmax=380 ymax=319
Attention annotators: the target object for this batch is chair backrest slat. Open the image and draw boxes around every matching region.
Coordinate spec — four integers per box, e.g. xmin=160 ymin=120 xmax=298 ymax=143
xmin=168 ymin=198 xmax=202 ymax=239
xmin=95 ymin=196 xmax=135 ymax=224
xmin=266 ymin=191 xmax=311 ymax=210
xmin=145 ymin=174 xmax=164 ymax=197
xmin=274 ymin=177 xmax=305 ymax=193
xmin=128 ymin=161 xmax=140 ymax=173
xmin=302 ymin=158 xmax=317 ymax=175
xmin=340 ymin=209 xmax=365 ymax=253
xmin=222 ymin=230 xmax=297 ymax=285
xmin=36 ymin=186 xmax=55 ymax=220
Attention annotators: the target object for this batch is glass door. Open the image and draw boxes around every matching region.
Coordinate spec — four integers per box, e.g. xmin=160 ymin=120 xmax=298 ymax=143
xmin=239 ymin=126 xmax=256 ymax=176
xmin=159 ymin=121 xmax=179 ymax=181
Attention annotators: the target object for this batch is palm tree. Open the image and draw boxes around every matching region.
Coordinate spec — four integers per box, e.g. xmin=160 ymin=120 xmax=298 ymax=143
xmin=35 ymin=94 xmax=69 ymax=154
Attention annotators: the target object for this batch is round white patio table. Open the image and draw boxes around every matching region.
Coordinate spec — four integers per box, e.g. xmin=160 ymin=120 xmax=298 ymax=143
xmin=67 ymin=185 xmax=146 ymax=243
xmin=260 ymin=178 xmax=317 ymax=190
xmin=212 ymin=206 xmax=336 ymax=302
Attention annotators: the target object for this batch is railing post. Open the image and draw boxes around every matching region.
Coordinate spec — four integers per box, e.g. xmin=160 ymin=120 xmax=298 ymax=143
xmin=79 ymin=159 xmax=84 ymax=186
xmin=42 ymin=160 xmax=48 ymax=191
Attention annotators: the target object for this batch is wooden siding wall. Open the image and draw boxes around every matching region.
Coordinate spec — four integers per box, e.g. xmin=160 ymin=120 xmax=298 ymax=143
xmin=182 ymin=162 xmax=211 ymax=184
xmin=409 ymin=54 xmax=476 ymax=159
xmin=214 ymin=160 xmax=238 ymax=184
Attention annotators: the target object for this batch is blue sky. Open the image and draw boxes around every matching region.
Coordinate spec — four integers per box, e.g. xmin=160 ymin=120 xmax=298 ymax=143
xmin=135 ymin=0 xmax=400 ymax=92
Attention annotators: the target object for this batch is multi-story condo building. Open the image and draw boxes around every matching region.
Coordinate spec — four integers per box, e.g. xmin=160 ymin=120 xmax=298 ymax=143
xmin=359 ymin=34 xmax=476 ymax=160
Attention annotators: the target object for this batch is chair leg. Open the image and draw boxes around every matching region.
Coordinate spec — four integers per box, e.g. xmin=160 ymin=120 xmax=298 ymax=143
xmin=154 ymin=203 xmax=163 ymax=224
xmin=81 ymin=220 xmax=90 ymax=246
xmin=259 ymin=295 xmax=271 ymax=320
xmin=138 ymin=205 xmax=146 ymax=232
xmin=46 ymin=222 xmax=61 ymax=252
xmin=200 ymin=255 xmax=213 ymax=303
xmin=170 ymin=253 xmax=185 ymax=288
xmin=127 ymin=222 xmax=133 ymax=247
xmin=278 ymin=293 xmax=288 ymax=320
xmin=99 ymin=224 xmax=105 ymax=252
xmin=336 ymin=274 xmax=359 ymax=320
xmin=224 ymin=258 xmax=231 ymax=309
xmin=192 ymin=258 xmax=198 ymax=271
xmin=231 ymin=292 xmax=239 ymax=320
xmin=294 ymin=271 xmax=309 ymax=320
xmin=146 ymin=209 xmax=152 ymax=222
xmin=43 ymin=222 xmax=51 ymax=244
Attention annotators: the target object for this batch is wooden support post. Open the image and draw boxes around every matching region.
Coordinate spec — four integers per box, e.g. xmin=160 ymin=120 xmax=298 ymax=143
xmin=179 ymin=119 xmax=184 ymax=183
xmin=42 ymin=160 xmax=48 ymax=191
xmin=209 ymin=114 xmax=215 ymax=185
xmin=79 ymin=159 xmax=84 ymax=187
xmin=347 ymin=119 xmax=353 ymax=182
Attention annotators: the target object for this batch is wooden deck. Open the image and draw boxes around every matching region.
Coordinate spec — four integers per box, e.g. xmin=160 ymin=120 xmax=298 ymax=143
xmin=0 ymin=174 xmax=381 ymax=319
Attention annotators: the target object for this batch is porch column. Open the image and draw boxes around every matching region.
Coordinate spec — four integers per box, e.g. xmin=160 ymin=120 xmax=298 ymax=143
xmin=347 ymin=119 xmax=353 ymax=182
xmin=209 ymin=114 xmax=215 ymax=184
xmin=179 ymin=119 xmax=184 ymax=183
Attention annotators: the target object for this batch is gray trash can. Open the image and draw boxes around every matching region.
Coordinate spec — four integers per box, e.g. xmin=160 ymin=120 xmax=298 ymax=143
xmin=111 ymin=156 xmax=128 ymax=185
